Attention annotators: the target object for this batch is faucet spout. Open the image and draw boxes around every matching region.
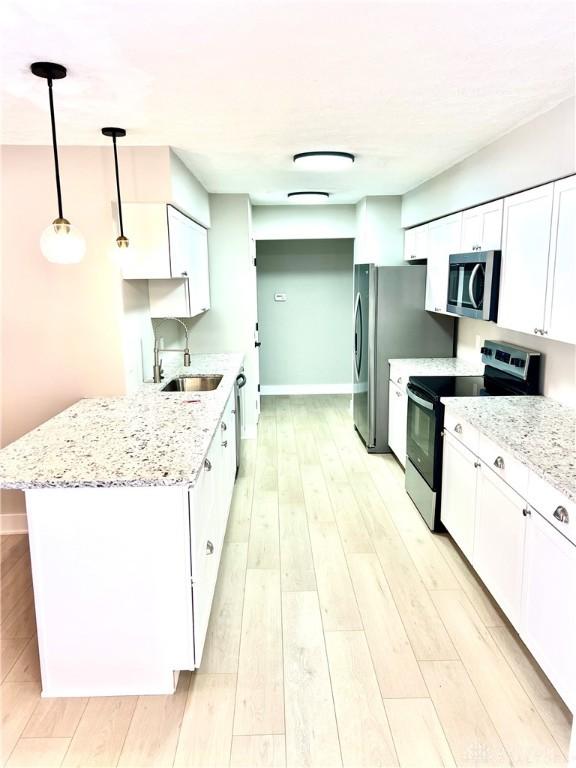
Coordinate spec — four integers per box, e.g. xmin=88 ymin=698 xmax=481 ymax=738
xmin=152 ymin=317 xmax=191 ymax=383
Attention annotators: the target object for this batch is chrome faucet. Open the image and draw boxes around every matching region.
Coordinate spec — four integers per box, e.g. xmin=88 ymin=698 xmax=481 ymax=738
xmin=152 ymin=318 xmax=191 ymax=383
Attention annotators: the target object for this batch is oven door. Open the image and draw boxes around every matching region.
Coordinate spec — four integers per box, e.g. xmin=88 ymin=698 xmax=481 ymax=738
xmin=406 ymin=384 xmax=441 ymax=489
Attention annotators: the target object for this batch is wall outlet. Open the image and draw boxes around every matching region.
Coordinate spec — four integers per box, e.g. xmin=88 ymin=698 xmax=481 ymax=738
xmin=274 ymin=293 xmax=287 ymax=302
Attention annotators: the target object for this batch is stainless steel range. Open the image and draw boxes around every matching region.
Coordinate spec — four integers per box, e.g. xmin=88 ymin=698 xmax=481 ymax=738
xmin=404 ymin=340 xmax=541 ymax=531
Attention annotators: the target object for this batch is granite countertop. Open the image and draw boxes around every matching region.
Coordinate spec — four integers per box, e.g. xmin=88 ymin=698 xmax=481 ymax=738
xmin=388 ymin=357 xmax=484 ymax=378
xmin=0 ymin=352 xmax=244 ymax=490
xmin=441 ymin=395 xmax=576 ymax=502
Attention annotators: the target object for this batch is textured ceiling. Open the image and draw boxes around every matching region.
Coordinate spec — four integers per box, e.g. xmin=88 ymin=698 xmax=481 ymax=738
xmin=1 ymin=0 xmax=574 ymax=203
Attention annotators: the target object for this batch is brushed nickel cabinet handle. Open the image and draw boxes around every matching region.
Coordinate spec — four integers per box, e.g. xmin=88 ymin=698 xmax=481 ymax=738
xmin=522 ymin=508 xmax=531 ymax=517
xmin=221 ymin=421 xmax=227 ymax=431
xmin=454 ymin=424 xmax=463 ymax=434
xmin=395 ymin=390 xmax=402 ymax=397
xmin=222 ymin=440 xmax=228 ymax=448
xmin=494 ymin=456 xmax=505 ymax=470
xmin=204 ymin=458 xmax=212 ymax=471
xmin=474 ymin=461 xmax=481 ymax=468
xmin=206 ymin=540 xmax=214 ymax=555
xmin=553 ymin=506 xmax=569 ymax=524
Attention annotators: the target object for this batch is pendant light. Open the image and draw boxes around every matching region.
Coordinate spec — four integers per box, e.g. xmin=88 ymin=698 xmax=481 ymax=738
xmin=102 ymin=127 xmax=129 ymax=250
xmin=31 ymin=62 xmax=86 ymax=264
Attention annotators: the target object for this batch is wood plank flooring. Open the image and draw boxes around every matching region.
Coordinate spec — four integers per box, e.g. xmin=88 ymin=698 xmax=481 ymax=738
xmin=0 ymin=394 xmax=572 ymax=767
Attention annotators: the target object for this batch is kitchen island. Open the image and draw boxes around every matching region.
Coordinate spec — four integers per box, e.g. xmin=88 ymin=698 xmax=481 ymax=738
xmin=0 ymin=353 xmax=243 ymax=697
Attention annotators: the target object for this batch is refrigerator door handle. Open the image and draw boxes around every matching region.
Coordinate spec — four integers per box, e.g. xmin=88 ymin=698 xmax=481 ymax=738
xmin=367 ymin=266 xmax=377 ymax=447
xmin=353 ymin=291 xmax=362 ymax=381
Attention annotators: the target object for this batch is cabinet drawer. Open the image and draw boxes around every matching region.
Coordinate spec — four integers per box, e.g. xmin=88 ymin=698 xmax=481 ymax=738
xmin=527 ymin=472 xmax=576 ymax=546
xmin=189 ymin=443 xmax=218 ymax=581
xmin=443 ymin=412 xmax=479 ymax=453
xmin=477 ymin=434 xmax=529 ymax=496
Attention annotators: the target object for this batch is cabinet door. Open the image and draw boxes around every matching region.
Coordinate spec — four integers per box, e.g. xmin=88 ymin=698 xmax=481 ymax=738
xmin=388 ymin=380 xmax=407 ymax=467
xmin=474 ymin=464 xmax=527 ymax=628
xmin=404 ymin=227 xmax=417 ymax=261
xmin=498 ymin=184 xmax=554 ymax=335
xmin=219 ymin=392 xmax=237 ymax=520
xmin=425 ymin=213 xmax=461 ymax=313
xmin=461 ymin=200 xmax=503 ymax=252
xmin=545 ymin=176 xmax=576 ymax=344
xmin=121 ymin=203 xmax=171 ymax=279
xmin=440 ymin=432 xmax=478 ymax=560
xmin=521 ymin=509 xmax=576 ymax=710
xmin=167 ymin=206 xmax=194 ymax=279
xmin=188 ymin=220 xmax=211 ymax=315
xmin=404 ymin=224 xmax=428 ymax=261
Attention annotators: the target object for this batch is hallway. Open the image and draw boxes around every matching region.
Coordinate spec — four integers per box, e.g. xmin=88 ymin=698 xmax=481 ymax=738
xmin=0 ymin=395 xmax=571 ymax=767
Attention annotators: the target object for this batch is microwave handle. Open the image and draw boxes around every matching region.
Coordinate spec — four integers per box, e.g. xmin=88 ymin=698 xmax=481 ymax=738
xmin=468 ymin=263 xmax=481 ymax=310
xmin=407 ymin=384 xmax=435 ymax=411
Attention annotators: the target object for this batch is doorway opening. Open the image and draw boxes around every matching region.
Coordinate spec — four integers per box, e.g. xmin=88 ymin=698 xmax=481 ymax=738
xmin=255 ymin=239 xmax=354 ymax=395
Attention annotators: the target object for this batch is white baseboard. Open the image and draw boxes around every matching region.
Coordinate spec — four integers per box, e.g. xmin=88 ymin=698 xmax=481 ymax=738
xmin=260 ymin=384 xmax=353 ymax=395
xmin=0 ymin=513 xmax=28 ymax=534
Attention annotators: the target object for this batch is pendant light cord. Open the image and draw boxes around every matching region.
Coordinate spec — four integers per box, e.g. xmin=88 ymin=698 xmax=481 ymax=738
xmin=47 ymin=77 xmax=64 ymax=220
xmin=112 ymin=136 xmax=125 ymax=238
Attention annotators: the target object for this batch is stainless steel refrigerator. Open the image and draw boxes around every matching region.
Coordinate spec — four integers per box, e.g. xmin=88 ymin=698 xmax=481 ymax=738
xmin=353 ymin=264 xmax=455 ymax=452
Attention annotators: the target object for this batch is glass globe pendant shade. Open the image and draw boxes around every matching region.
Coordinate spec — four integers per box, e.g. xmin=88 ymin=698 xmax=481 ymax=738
xmin=40 ymin=217 xmax=86 ymax=264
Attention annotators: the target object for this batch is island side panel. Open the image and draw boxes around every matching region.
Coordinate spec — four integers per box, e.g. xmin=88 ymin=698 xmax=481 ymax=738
xmin=25 ymin=485 xmax=193 ymax=697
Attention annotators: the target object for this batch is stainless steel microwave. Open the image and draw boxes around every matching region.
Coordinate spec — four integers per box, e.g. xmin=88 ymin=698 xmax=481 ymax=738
xmin=446 ymin=250 xmax=501 ymax=321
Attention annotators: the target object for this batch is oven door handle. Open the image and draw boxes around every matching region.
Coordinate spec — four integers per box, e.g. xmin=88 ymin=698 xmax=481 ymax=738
xmin=407 ymin=384 xmax=435 ymax=411
xmin=468 ymin=263 xmax=481 ymax=310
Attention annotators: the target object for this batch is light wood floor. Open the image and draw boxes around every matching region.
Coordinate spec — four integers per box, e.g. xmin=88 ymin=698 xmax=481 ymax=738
xmin=1 ymin=395 xmax=572 ymax=767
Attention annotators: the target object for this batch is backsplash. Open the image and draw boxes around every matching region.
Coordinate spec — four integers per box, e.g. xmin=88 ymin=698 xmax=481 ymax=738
xmin=457 ymin=318 xmax=576 ymax=407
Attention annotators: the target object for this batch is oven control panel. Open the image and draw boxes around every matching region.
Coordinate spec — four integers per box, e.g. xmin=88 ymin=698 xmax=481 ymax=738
xmin=481 ymin=340 xmax=540 ymax=382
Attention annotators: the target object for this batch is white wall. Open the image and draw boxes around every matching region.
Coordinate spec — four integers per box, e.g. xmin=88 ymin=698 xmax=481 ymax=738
xmin=458 ymin=318 xmax=575 ymax=407
xmin=256 ymin=239 xmax=353 ymax=393
xmin=170 ymin=150 xmax=211 ymax=228
xmin=402 ymin=98 xmax=575 ymax=227
xmin=355 ymin=196 xmax=404 ymax=265
xmin=252 ymin=204 xmax=356 ymax=240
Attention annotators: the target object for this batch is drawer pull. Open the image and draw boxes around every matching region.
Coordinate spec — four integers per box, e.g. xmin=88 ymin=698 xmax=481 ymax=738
xmin=397 ymin=377 xmax=403 ymax=385
xmin=474 ymin=461 xmax=481 ymax=468
xmin=222 ymin=440 xmax=228 ymax=448
xmin=494 ymin=456 xmax=505 ymax=470
xmin=206 ymin=540 xmax=214 ymax=555
xmin=522 ymin=508 xmax=531 ymax=517
xmin=396 ymin=390 xmax=402 ymax=398
xmin=204 ymin=458 xmax=212 ymax=471
xmin=553 ymin=506 xmax=569 ymax=524
xmin=221 ymin=422 xmax=227 ymax=431
xmin=454 ymin=423 xmax=463 ymax=434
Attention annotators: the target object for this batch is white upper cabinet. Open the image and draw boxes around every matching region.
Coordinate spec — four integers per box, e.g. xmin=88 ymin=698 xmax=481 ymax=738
xmin=425 ymin=212 xmax=461 ymax=313
xmin=497 ymin=183 xmax=554 ymax=336
xmin=404 ymin=223 xmax=428 ymax=261
xmin=121 ymin=203 xmax=210 ymax=319
xmin=460 ymin=199 xmax=503 ymax=252
xmin=544 ymin=176 xmax=576 ymax=344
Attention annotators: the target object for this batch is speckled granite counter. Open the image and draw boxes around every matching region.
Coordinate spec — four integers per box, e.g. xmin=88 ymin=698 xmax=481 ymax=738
xmin=0 ymin=352 xmax=243 ymax=490
xmin=389 ymin=357 xmax=484 ymax=378
xmin=441 ymin=395 xmax=576 ymax=502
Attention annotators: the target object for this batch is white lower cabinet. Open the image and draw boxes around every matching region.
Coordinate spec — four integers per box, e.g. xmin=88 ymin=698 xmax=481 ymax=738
xmin=189 ymin=390 xmax=236 ymax=666
xmin=521 ymin=508 xmax=576 ymax=710
xmin=388 ymin=380 xmax=407 ymax=467
xmin=441 ymin=418 xmax=576 ymax=713
xmin=441 ymin=432 xmax=478 ymax=561
xmin=473 ymin=464 xmax=527 ymax=627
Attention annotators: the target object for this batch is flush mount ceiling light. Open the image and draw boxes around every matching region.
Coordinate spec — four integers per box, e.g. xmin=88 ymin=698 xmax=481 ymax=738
xmin=31 ymin=62 xmax=86 ymax=264
xmin=287 ymin=191 xmax=330 ymax=204
xmin=293 ymin=151 xmax=355 ymax=171
xmin=102 ymin=127 xmax=129 ymax=250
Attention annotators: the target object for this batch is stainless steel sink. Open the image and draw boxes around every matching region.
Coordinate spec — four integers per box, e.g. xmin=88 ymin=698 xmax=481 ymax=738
xmin=161 ymin=374 xmax=223 ymax=392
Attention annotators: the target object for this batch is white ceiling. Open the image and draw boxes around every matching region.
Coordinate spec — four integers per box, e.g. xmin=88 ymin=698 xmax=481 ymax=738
xmin=1 ymin=0 xmax=574 ymax=204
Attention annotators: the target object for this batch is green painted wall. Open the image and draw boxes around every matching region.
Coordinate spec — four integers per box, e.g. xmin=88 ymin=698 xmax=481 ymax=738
xmin=256 ymin=239 xmax=354 ymax=388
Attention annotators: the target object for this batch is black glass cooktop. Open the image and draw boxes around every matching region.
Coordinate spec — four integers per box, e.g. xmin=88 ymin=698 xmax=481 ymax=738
xmin=408 ymin=373 xmax=527 ymax=402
